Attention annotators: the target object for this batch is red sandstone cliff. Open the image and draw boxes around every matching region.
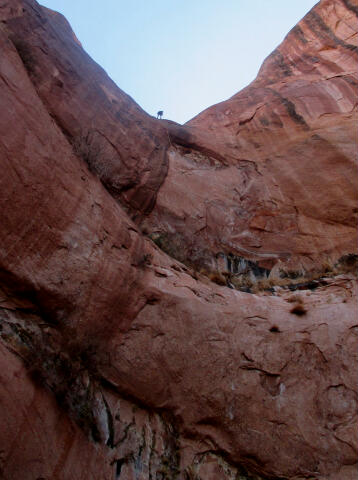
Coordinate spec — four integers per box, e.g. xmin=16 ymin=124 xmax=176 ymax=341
xmin=0 ymin=0 xmax=357 ymax=479
xmin=145 ymin=0 xmax=358 ymax=281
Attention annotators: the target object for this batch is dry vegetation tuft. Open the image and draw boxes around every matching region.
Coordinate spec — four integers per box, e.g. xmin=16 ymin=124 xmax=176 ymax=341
xmin=290 ymin=303 xmax=307 ymax=316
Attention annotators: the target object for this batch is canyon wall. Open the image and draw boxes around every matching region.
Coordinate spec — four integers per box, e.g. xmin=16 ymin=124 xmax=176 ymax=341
xmin=0 ymin=0 xmax=357 ymax=479
xmin=145 ymin=0 xmax=358 ymax=282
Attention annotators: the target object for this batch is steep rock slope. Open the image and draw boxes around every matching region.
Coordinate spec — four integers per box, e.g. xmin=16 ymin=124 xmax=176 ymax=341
xmin=144 ymin=0 xmax=358 ymax=281
xmin=1 ymin=0 xmax=170 ymax=216
xmin=0 ymin=1 xmax=357 ymax=480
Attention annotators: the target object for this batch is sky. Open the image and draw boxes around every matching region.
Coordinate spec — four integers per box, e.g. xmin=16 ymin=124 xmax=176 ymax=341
xmin=39 ymin=0 xmax=318 ymax=124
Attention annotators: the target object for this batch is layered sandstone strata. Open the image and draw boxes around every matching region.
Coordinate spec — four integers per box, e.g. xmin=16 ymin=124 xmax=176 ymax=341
xmin=144 ymin=0 xmax=358 ymax=281
xmin=0 ymin=0 xmax=357 ymax=479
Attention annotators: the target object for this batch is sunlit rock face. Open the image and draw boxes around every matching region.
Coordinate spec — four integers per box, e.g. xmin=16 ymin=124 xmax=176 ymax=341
xmin=0 ymin=0 xmax=357 ymax=479
xmin=144 ymin=0 xmax=358 ymax=281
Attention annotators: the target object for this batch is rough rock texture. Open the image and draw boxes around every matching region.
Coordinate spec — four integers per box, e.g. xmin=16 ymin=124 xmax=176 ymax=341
xmin=143 ymin=0 xmax=358 ymax=280
xmin=1 ymin=0 xmax=169 ymax=217
xmin=0 ymin=0 xmax=357 ymax=479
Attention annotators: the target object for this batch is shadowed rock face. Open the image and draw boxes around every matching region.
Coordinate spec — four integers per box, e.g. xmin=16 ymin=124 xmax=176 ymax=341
xmin=1 ymin=0 xmax=169 ymax=217
xmin=0 ymin=0 xmax=357 ymax=479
